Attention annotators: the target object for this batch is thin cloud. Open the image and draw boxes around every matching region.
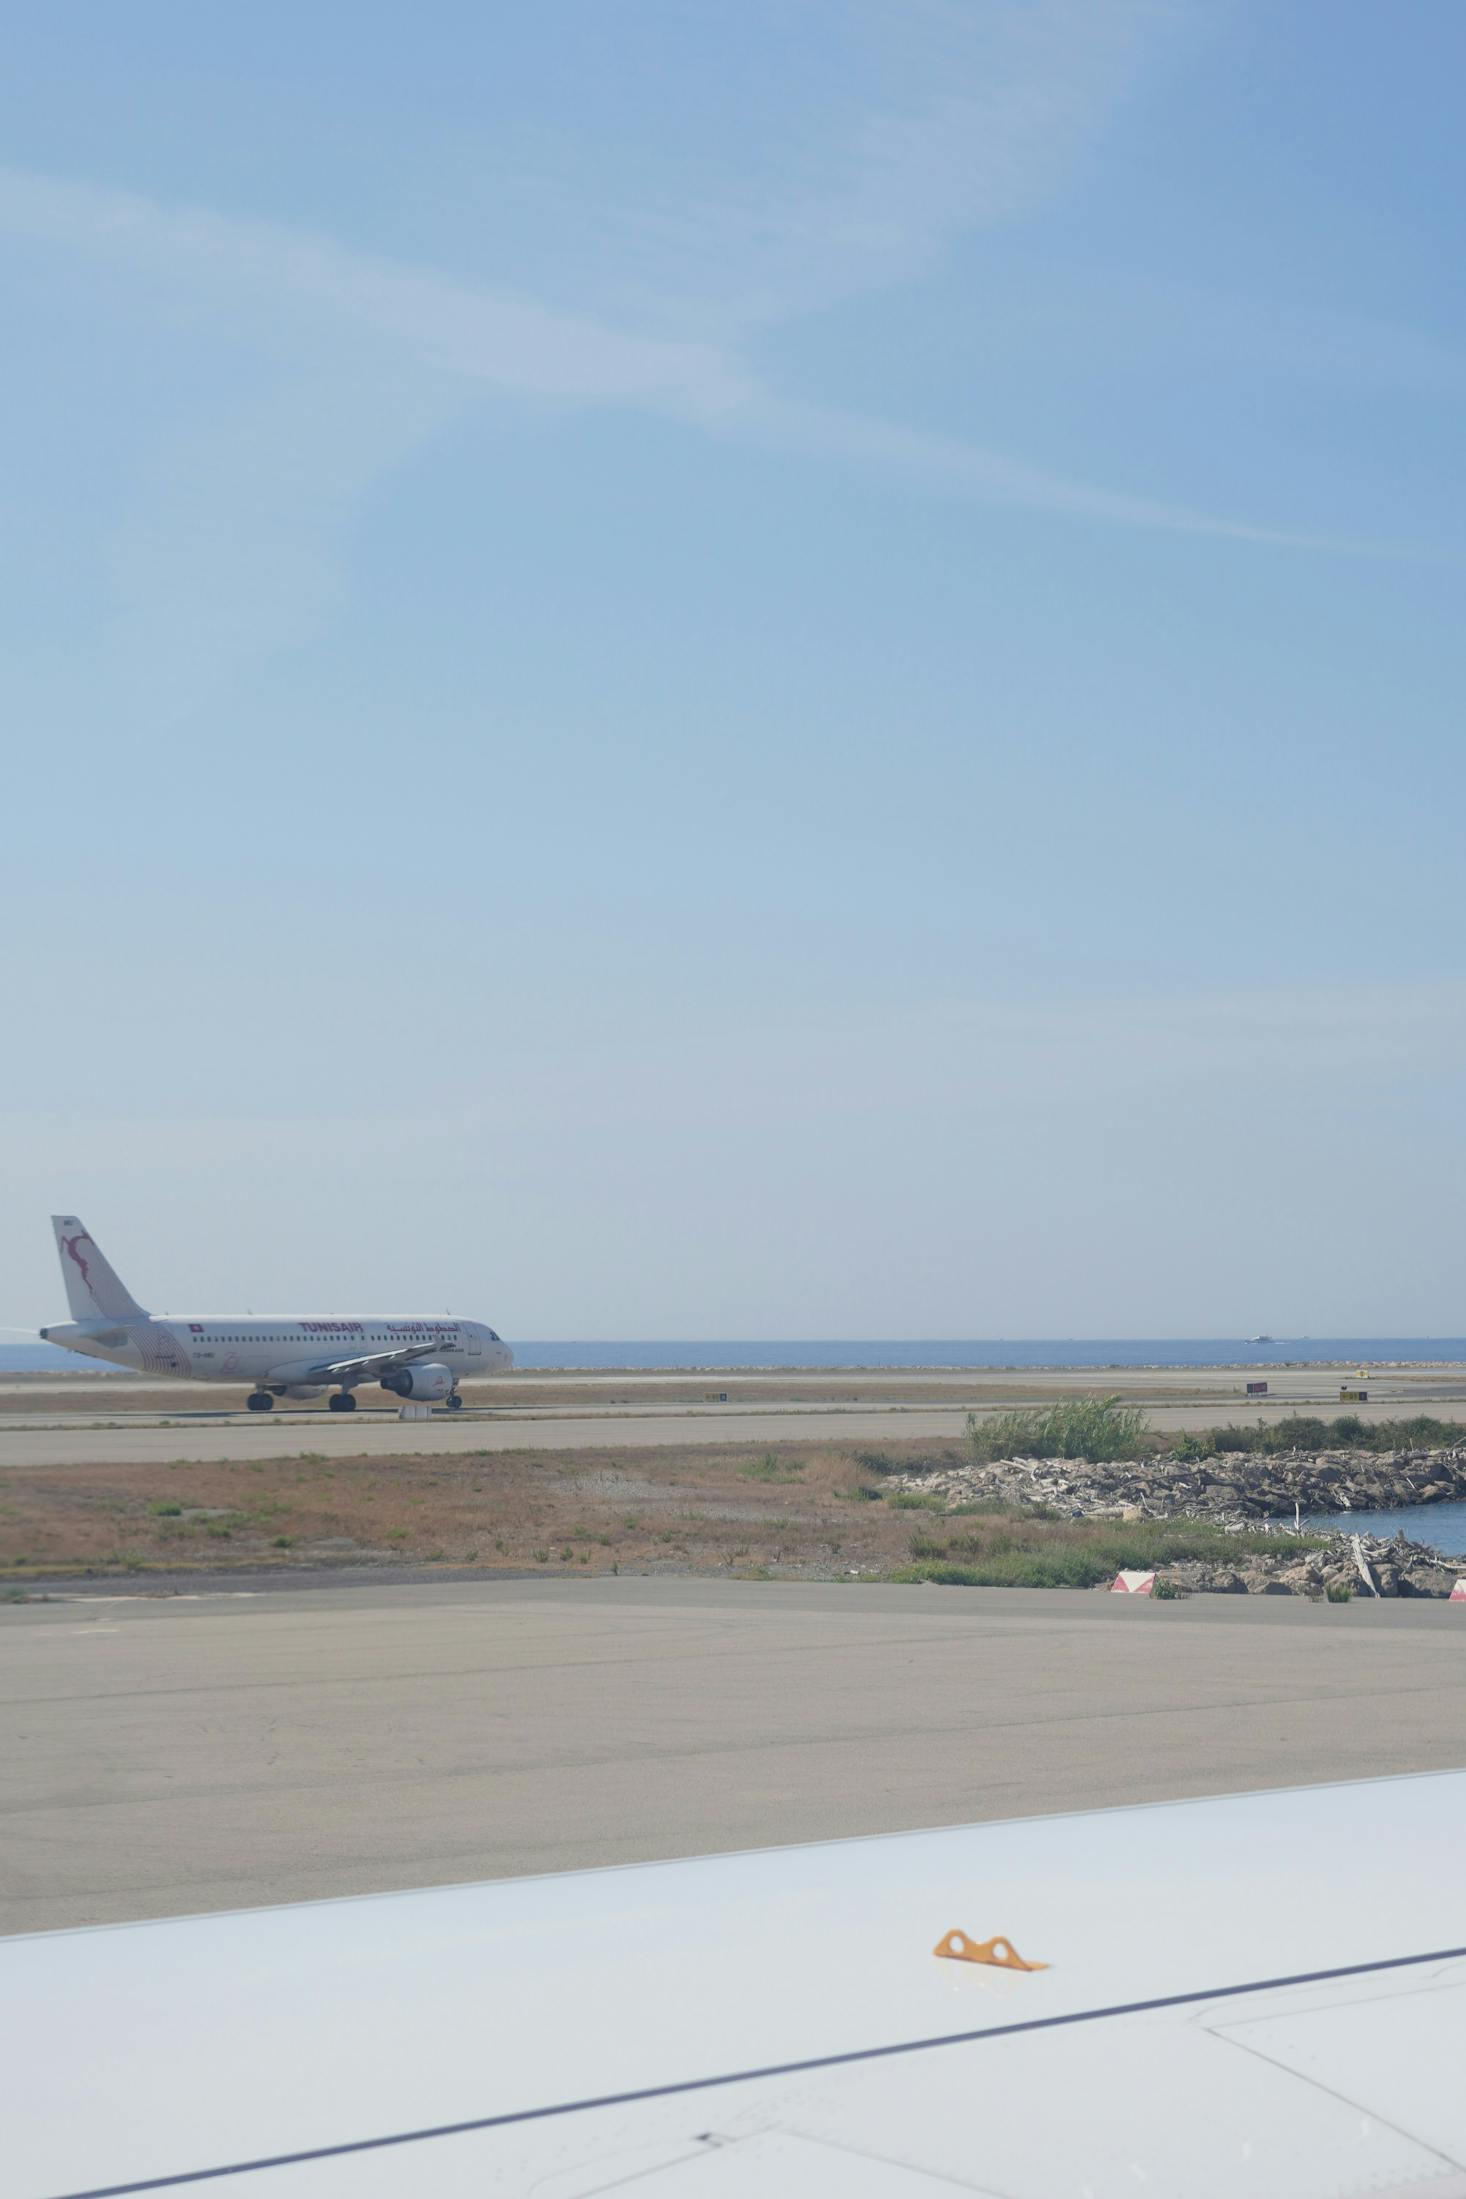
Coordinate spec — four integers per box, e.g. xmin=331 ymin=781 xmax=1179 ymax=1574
xmin=480 ymin=0 xmax=1175 ymax=336
xmin=0 ymin=167 xmax=751 ymax=418
xmin=0 ymin=162 xmax=1384 ymax=556
xmin=744 ymin=398 xmax=1395 ymax=551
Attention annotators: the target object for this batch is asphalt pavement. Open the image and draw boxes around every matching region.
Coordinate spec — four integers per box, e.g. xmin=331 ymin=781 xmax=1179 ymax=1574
xmin=5 ymin=1577 xmax=1465 ymax=1935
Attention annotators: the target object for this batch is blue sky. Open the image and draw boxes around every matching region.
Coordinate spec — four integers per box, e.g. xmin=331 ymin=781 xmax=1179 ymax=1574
xmin=3 ymin=2 xmax=1464 ymax=1334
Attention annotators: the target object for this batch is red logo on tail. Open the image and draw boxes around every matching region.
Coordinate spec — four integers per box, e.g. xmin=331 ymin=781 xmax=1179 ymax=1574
xmin=61 ymin=1231 xmax=96 ymax=1297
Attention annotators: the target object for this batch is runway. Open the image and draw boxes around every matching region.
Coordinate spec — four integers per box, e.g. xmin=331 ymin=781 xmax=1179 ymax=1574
xmin=0 ymin=1403 xmax=982 ymax=1464
xmin=5 ymin=1578 xmax=1464 ymax=1936
xmin=4 ymin=1359 xmax=1465 ymax=1466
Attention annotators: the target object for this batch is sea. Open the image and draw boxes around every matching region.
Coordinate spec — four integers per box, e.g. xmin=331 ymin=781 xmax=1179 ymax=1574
xmin=1302 ymin=1500 xmax=1466 ymax=1558
xmin=3 ymin=1337 xmax=1464 ymax=1374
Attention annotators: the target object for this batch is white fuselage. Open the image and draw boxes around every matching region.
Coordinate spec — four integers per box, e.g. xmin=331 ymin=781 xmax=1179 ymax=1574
xmin=39 ymin=1316 xmax=513 ymax=1387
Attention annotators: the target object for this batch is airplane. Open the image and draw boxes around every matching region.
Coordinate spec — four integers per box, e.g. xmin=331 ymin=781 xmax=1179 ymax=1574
xmin=6 ymin=1769 xmax=1465 ymax=2194
xmin=36 ymin=1213 xmax=513 ymax=1413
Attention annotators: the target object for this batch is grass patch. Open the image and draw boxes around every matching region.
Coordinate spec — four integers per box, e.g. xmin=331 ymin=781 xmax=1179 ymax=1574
xmin=851 ymin=1450 xmax=907 ymax=1478
xmin=899 ymin=1513 xmax=1324 ymax=1591
xmin=887 ymin=1488 xmax=946 ymax=1510
xmin=851 ymin=1449 xmax=961 ymax=1480
xmin=969 ymin=1395 xmax=1150 ymax=1463
xmin=738 ymin=1452 xmax=806 ymax=1483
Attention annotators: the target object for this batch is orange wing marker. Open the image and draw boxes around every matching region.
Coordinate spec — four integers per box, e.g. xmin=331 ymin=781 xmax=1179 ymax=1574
xmin=933 ymin=1930 xmax=1048 ymax=1972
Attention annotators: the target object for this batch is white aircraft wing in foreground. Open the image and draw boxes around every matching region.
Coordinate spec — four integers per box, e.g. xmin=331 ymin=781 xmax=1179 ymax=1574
xmin=7 ymin=1772 xmax=1466 ymax=2196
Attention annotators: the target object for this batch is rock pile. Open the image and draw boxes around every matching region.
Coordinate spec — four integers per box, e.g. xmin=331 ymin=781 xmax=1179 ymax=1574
xmin=897 ymin=1449 xmax=1466 ymax=1598
xmin=905 ymin=1448 xmax=1466 ymax=1525
xmin=1156 ymin=1534 xmax=1455 ymax=1600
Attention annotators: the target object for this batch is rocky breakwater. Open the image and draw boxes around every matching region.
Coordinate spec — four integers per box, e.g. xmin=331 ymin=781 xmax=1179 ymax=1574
xmin=900 ymin=1448 xmax=1466 ymax=1598
xmin=1155 ymin=1532 xmax=1452 ymax=1600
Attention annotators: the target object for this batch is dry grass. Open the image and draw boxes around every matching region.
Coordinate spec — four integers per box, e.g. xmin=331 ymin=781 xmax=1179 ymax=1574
xmin=0 ymin=1438 xmax=969 ymax=1582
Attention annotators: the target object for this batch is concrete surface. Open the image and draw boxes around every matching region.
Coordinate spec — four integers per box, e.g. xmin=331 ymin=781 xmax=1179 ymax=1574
xmin=4 ymin=1578 xmax=1465 ymax=1936
xmin=0 ymin=1404 xmax=983 ymax=1464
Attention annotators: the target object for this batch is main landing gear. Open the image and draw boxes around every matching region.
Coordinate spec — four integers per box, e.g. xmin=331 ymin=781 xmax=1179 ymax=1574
xmin=328 ymin=1390 xmax=357 ymax=1413
xmin=246 ymin=1391 xmax=274 ymax=1413
xmin=446 ymin=1391 xmax=463 ymax=1411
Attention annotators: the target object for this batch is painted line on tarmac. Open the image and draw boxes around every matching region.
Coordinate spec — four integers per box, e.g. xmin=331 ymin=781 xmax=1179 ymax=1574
xmin=46 ymin=1592 xmax=263 ymax=1605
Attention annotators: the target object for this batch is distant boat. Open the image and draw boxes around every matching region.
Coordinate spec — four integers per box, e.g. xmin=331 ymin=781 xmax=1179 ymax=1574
xmin=1249 ymin=1334 xmax=1276 ymax=1344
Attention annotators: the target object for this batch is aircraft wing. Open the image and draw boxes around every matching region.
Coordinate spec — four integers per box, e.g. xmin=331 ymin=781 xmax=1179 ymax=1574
xmin=8 ymin=1771 xmax=1466 ymax=2196
xmin=293 ymin=1341 xmax=448 ymax=1384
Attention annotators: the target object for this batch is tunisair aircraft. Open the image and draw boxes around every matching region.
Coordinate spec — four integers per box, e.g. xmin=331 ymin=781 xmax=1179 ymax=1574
xmin=38 ymin=1213 xmax=512 ymax=1411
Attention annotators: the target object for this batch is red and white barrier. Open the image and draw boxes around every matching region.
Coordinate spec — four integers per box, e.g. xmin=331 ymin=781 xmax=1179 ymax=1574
xmin=1450 ymin=1580 xmax=1466 ymax=1604
xmin=1110 ymin=1569 xmax=1156 ymax=1596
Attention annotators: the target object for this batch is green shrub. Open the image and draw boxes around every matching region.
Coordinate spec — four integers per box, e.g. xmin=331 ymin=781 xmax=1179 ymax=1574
xmin=1326 ymin=1580 xmax=1353 ymax=1603
xmin=893 ymin=1549 xmax=1113 ymax=1589
xmin=901 ymin=1514 xmax=1324 ymax=1594
xmin=1186 ymin=1413 xmax=1466 ymax=1459
xmin=1268 ymin=1416 xmax=1328 ymax=1452
xmin=888 ymin=1489 xmax=946 ymax=1510
xmin=969 ymin=1395 xmax=1150 ymax=1463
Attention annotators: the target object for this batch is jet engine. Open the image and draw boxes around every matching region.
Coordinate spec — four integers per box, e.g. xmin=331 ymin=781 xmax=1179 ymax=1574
xmin=381 ymin=1362 xmax=453 ymax=1401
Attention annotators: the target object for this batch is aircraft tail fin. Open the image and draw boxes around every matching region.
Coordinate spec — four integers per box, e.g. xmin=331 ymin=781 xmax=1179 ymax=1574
xmin=51 ymin=1215 xmax=147 ymax=1321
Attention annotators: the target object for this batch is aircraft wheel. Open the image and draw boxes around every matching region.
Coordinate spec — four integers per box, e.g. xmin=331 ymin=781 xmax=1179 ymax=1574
xmin=328 ymin=1391 xmax=357 ymax=1413
xmin=246 ymin=1392 xmax=274 ymax=1413
xmin=446 ymin=1392 xmax=463 ymax=1412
